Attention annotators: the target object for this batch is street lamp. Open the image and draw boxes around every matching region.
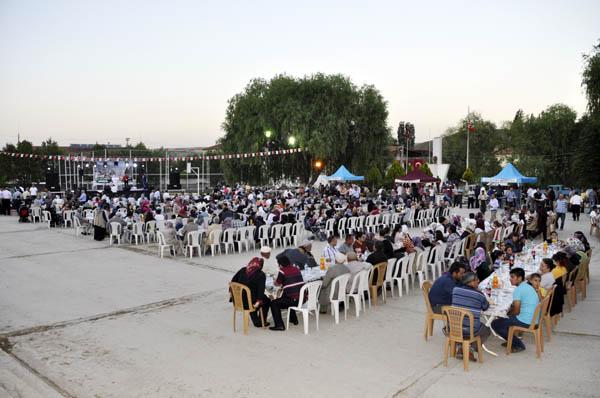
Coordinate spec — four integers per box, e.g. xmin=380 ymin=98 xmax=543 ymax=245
xmin=314 ymin=160 xmax=323 ymax=170
xmin=288 ymin=136 xmax=296 ymax=147
xmin=264 ymin=130 xmax=273 ymax=139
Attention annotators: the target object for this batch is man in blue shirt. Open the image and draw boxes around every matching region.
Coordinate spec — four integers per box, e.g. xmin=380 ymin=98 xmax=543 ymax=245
xmin=491 ymin=268 xmax=540 ymax=353
xmin=428 ymin=261 xmax=466 ymax=313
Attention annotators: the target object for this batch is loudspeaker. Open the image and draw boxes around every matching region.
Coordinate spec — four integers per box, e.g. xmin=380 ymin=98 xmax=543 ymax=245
xmin=168 ymin=172 xmax=181 ymax=190
xmin=46 ymin=172 xmax=60 ymax=191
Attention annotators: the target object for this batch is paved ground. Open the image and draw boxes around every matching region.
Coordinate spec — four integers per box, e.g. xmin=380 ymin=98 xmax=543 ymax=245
xmin=1 ymin=209 xmax=599 ymax=397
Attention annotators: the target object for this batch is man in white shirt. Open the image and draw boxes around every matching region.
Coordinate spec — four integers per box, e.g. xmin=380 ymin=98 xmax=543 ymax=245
xmin=489 ymin=194 xmax=500 ymax=222
xmin=569 ymin=191 xmax=582 ymax=221
xmin=1 ymin=188 xmax=12 ymax=215
xmin=322 ymin=235 xmax=340 ymax=264
xmin=29 ymin=186 xmax=38 ymax=198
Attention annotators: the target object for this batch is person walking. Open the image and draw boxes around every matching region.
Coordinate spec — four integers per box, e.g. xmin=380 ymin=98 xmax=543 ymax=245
xmin=570 ymin=190 xmax=582 ymax=222
xmin=554 ymin=193 xmax=568 ymax=230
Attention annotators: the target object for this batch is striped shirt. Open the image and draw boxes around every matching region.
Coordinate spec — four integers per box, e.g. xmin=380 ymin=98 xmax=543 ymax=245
xmin=275 ymin=265 xmax=304 ymax=300
xmin=451 ymin=285 xmax=489 ymax=335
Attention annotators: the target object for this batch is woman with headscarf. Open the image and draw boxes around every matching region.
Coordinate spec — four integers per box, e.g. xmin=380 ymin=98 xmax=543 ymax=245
xmin=230 ymin=257 xmax=270 ymax=328
xmin=470 ymin=246 xmax=490 ymax=281
xmin=92 ymin=203 xmax=109 ymax=241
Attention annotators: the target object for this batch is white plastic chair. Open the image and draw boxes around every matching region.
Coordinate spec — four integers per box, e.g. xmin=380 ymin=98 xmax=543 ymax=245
xmin=63 ymin=210 xmax=74 ymax=228
xmin=414 ymin=249 xmax=430 ymax=288
xmin=130 ymin=222 xmax=145 ymax=245
xmin=186 ymin=230 xmax=201 ymax=258
xmin=31 ymin=207 xmax=42 ymax=223
xmin=270 ymin=224 xmax=284 ymax=248
xmin=207 ymin=229 xmax=222 ymax=256
xmin=286 ymin=280 xmax=322 ymax=335
xmin=383 ymin=258 xmax=399 ymax=300
xmin=42 ymin=210 xmax=52 ymax=228
xmin=282 ymin=223 xmax=293 ymax=246
xmin=73 ymin=217 xmax=84 ymax=237
xmin=348 ymin=269 xmax=371 ymax=312
xmin=145 ymin=221 xmax=157 ymax=243
xmin=157 ymin=231 xmax=175 ymax=258
xmin=325 ymin=219 xmax=335 ymax=238
xmin=108 ymin=222 xmax=122 ymax=245
xmin=337 ymin=218 xmax=347 ymax=239
xmin=221 ymin=228 xmax=236 ymax=254
xmin=393 ymin=254 xmax=413 ymax=297
xmin=258 ymin=225 xmax=270 ymax=247
xmin=329 ymin=273 xmax=351 ymax=324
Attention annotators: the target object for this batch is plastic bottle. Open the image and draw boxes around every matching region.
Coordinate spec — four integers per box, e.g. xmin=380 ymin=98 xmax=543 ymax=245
xmin=543 ymin=241 xmax=548 ymax=254
xmin=492 ymin=273 xmax=499 ymax=289
xmin=319 ymin=256 xmax=325 ymax=271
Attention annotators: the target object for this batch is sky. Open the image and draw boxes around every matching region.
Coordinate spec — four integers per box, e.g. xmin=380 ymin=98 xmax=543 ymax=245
xmin=0 ymin=0 xmax=599 ymax=149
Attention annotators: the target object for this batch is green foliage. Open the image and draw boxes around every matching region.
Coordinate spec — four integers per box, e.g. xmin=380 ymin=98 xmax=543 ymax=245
xmin=442 ymin=112 xmax=502 ymax=181
xmin=420 ymin=163 xmax=432 ymax=176
xmin=384 ymin=160 xmax=405 ymax=186
xmin=507 ymin=104 xmax=578 ymax=186
xmin=572 ymin=113 xmax=600 ymax=187
xmin=219 ymin=73 xmax=392 ymax=184
xmin=462 ymin=168 xmax=475 ymax=184
xmin=582 ymin=40 xmax=600 ymax=115
xmin=366 ymin=165 xmax=382 ymax=190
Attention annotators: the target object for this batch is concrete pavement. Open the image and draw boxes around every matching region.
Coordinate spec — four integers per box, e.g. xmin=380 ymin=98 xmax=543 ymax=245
xmin=0 ymin=210 xmax=599 ymax=397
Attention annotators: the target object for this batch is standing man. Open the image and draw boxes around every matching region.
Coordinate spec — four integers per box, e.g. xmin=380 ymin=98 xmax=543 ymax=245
xmin=491 ymin=268 xmax=539 ymax=353
xmin=489 ymin=194 xmax=500 ymax=222
xmin=1 ymin=187 xmax=12 ymax=215
xmin=569 ymin=190 xmax=582 ymax=222
xmin=554 ymin=193 xmax=568 ymax=231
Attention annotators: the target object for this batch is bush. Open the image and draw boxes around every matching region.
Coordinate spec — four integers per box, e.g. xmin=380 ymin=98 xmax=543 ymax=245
xmin=385 ymin=160 xmax=405 ymax=187
xmin=462 ymin=168 xmax=475 ymax=184
xmin=366 ymin=165 xmax=383 ymax=190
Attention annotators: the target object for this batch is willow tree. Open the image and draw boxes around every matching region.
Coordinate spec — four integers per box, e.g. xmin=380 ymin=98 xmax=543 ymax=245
xmin=219 ymin=73 xmax=392 ymax=184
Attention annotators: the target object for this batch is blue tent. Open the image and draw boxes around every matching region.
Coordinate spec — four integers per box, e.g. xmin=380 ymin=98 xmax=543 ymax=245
xmin=327 ymin=165 xmax=364 ymax=181
xmin=481 ymin=163 xmax=537 ymax=185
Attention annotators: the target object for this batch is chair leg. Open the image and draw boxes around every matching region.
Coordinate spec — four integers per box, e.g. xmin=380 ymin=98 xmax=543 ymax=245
xmin=476 ymin=338 xmax=484 ymax=363
xmin=443 ymin=339 xmax=450 ymax=366
xmin=285 ymin=309 xmax=291 ymax=331
xmin=232 ymin=309 xmax=236 ymax=332
xmin=507 ymin=328 xmax=515 ymax=355
xmin=315 ymin=309 xmax=319 ymax=331
xmin=462 ymin=342 xmax=470 ymax=371
xmin=535 ymin=332 xmax=541 ymax=358
xmin=302 ymin=310 xmax=309 ymax=335
xmin=242 ymin=312 xmax=249 ymax=335
xmin=544 ymin=316 xmax=553 ymax=341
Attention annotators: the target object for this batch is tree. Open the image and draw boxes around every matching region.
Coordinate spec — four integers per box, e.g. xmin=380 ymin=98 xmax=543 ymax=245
xmin=508 ymin=104 xmax=578 ymax=185
xmin=219 ymin=73 xmax=392 ymax=184
xmin=366 ymin=165 xmax=382 ymax=191
xmin=420 ymin=163 xmax=433 ymax=176
xmin=582 ymin=40 xmax=600 ymax=115
xmin=384 ymin=160 xmax=405 ymax=187
xmin=462 ymin=168 xmax=475 ymax=184
xmin=442 ymin=112 xmax=502 ymax=182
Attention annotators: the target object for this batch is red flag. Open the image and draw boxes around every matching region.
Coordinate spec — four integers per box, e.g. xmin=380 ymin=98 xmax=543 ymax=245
xmin=467 ymin=122 xmax=476 ymax=133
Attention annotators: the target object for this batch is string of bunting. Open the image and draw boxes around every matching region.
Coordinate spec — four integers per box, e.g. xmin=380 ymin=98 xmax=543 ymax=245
xmin=0 ymin=147 xmax=305 ymax=162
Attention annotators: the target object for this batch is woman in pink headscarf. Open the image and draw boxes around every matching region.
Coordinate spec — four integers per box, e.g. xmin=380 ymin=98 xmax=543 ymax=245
xmin=470 ymin=246 xmax=490 ymax=281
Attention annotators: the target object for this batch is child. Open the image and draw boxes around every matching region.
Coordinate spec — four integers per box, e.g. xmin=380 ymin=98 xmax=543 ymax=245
xmin=528 ymin=272 xmax=546 ymax=299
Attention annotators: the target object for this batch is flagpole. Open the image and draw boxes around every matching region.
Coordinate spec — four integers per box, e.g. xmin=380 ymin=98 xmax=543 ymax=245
xmin=466 ymin=106 xmax=470 ymax=171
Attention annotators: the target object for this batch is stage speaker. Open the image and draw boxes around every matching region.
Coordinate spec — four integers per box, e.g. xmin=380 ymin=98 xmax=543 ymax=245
xmin=46 ymin=172 xmax=60 ymax=191
xmin=168 ymin=172 xmax=181 ymax=190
